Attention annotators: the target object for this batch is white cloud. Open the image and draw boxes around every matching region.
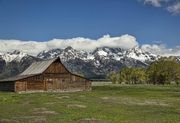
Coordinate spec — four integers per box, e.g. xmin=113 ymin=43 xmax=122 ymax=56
xmin=0 ymin=35 xmax=179 ymax=57
xmin=143 ymin=0 xmax=168 ymax=7
xmin=141 ymin=44 xmax=180 ymax=56
xmin=0 ymin=34 xmax=138 ymax=55
xmin=140 ymin=0 xmax=180 ymax=15
xmin=144 ymin=0 xmax=163 ymax=7
xmin=167 ymin=2 xmax=180 ymax=15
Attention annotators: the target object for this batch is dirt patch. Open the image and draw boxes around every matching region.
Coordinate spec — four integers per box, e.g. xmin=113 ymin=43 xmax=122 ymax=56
xmin=33 ymin=107 xmax=58 ymax=115
xmin=32 ymin=116 xmax=46 ymax=123
xmin=33 ymin=107 xmax=47 ymax=112
xmin=35 ymin=110 xmax=58 ymax=115
xmin=0 ymin=119 xmax=18 ymax=123
xmin=80 ymin=118 xmax=107 ymax=123
xmin=101 ymin=97 xmax=109 ymax=100
xmin=101 ymin=96 xmax=169 ymax=107
xmin=118 ymin=97 xmax=169 ymax=106
xmin=57 ymin=95 xmax=70 ymax=99
xmin=67 ymin=104 xmax=87 ymax=108
xmin=132 ymin=100 xmax=169 ymax=106
xmin=12 ymin=116 xmax=46 ymax=123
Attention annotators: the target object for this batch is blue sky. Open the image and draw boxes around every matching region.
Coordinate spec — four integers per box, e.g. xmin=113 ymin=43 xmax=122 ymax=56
xmin=0 ymin=0 xmax=179 ymax=49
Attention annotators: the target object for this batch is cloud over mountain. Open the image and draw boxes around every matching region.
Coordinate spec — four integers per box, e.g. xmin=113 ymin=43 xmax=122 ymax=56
xmin=0 ymin=34 xmax=179 ymax=57
xmin=0 ymin=34 xmax=138 ymax=55
xmin=141 ymin=44 xmax=180 ymax=56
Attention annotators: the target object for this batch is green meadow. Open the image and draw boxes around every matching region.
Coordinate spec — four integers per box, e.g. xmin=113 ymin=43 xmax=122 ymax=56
xmin=0 ymin=84 xmax=180 ymax=123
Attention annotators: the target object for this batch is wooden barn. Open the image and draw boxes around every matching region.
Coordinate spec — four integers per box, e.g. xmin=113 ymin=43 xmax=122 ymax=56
xmin=0 ymin=57 xmax=91 ymax=93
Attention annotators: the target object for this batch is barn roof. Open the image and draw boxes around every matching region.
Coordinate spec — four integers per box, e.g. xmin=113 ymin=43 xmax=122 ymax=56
xmin=0 ymin=57 xmax=75 ymax=82
xmin=0 ymin=75 xmax=36 ymax=82
xmin=20 ymin=58 xmax=56 ymax=75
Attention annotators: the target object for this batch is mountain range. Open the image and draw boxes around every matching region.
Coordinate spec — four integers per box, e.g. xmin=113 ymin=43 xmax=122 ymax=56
xmin=0 ymin=46 xmax=179 ymax=79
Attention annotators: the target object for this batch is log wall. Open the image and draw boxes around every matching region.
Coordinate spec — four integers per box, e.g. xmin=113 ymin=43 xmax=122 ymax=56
xmin=14 ymin=61 xmax=91 ymax=92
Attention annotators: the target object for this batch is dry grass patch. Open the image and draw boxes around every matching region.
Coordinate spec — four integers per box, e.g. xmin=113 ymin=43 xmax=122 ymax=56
xmin=33 ymin=107 xmax=58 ymax=115
xmin=32 ymin=107 xmax=47 ymax=112
xmin=0 ymin=118 xmax=18 ymax=123
xmin=130 ymin=100 xmax=169 ymax=106
xmin=80 ymin=118 xmax=108 ymax=123
xmin=12 ymin=116 xmax=46 ymax=123
xmin=67 ymin=104 xmax=87 ymax=108
xmin=79 ymin=95 xmax=85 ymax=98
xmin=36 ymin=110 xmax=57 ymax=115
xmin=56 ymin=95 xmax=70 ymax=99
xmin=44 ymin=102 xmax=56 ymax=105
xmin=101 ymin=96 xmax=169 ymax=107
xmin=101 ymin=97 xmax=109 ymax=100
xmin=22 ymin=101 xmax=31 ymax=105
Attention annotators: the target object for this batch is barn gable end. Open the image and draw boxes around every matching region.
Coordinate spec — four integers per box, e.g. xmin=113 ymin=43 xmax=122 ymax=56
xmin=0 ymin=57 xmax=91 ymax=92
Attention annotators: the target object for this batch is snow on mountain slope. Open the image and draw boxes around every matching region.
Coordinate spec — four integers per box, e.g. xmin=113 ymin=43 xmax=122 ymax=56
xmin=37 ymin=46 xmax=159 ymax=64
xmin=37 ymin=49 xmax=63 ymax=59
xmin=91 ymin=47 xmax=125 ymax=61
xmin=0 ymin=50 xmax=27 ymax=62
xmin=1 ymin=46 xmax=178 ymax=79
xmin=97 ymin=50 xmax=108 ymax=56
xmin=125 ymin=46 xmax=159 ymax=62
xmin=60 ymin=46 xmax=88 ymax=61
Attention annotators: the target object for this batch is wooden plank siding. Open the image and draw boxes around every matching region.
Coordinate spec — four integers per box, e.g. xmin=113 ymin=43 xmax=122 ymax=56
xmin=44 ymin=61 xmax=69 ymax=74
xmin=13 ymin=60 xmax=91 ymax=93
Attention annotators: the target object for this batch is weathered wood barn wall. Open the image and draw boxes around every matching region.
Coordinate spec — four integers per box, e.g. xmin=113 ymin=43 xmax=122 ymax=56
xmin=0 ymin=57 xmax=91 ymax=92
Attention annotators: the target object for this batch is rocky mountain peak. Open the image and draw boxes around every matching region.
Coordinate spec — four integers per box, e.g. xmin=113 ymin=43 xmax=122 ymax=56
xmin=64 ymin=46 xmax=73 ymax=51
xmin=11 ymin=50 xmax=21 ymax=54
xmin=125 ymin=46 xmax=158 ymax=62
xmin=0 ymin=50 xmax=27 ymax=63
xmin=0 ymin=46 xmax=170 ymax=79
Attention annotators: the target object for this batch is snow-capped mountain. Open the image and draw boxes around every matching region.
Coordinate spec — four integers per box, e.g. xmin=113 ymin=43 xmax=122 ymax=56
xmin=37 ymin=46 xmax=159 ymax=64
xmin=0 ymin=46 xmax=175 ymax=79
xmin=125 ymin=46 xmax=160 ymax=62
xmin=36 ymin=46 xmax=160 ymax=78
xmin=0 ymin=50 xmax=27 ymax=63
xmin=0 ymin=50 xmax=41 ymax=79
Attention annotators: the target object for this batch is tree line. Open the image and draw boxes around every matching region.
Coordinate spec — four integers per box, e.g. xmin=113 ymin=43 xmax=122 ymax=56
xmin=108 ymin=58 xmax=180 ymax=85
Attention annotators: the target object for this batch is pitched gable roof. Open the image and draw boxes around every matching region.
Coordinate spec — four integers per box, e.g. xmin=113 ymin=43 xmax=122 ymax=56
xmin=0 ymin=57 xmax=89 ymax=82
xmin=0 ymin=57 xmax=60 ymax=82
xmin=0 ymin=75 xmax=36 ymax=82
xmin=20 ymin=58 xmax=57 ymax=75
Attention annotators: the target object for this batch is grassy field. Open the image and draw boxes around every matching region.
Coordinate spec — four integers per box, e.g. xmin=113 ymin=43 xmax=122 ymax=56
xmin=0 ymin=84 xmax=180 ymax=123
